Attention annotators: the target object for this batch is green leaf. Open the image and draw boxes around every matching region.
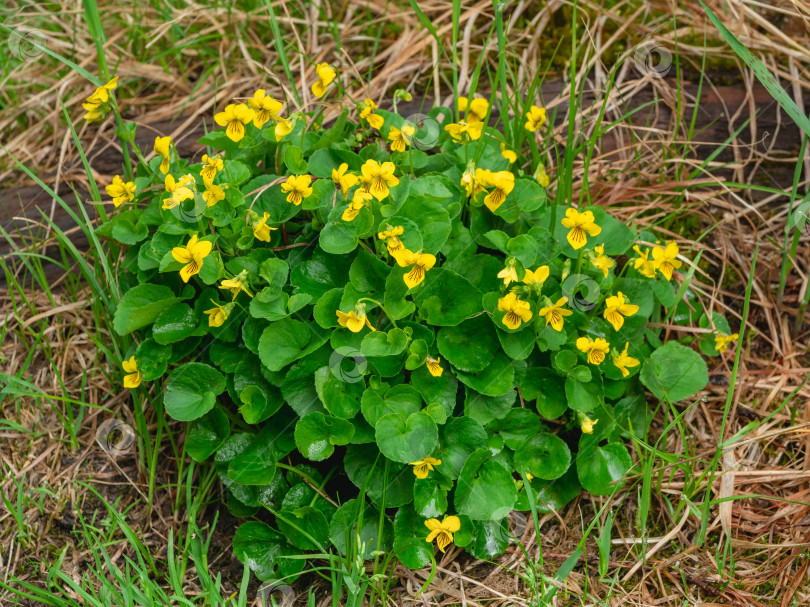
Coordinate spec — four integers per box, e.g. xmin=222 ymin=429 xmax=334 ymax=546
xmin=186 ymin=407 xmax=229 ymax=462
xmin=393 ymin=505 xmax=433 ymax=569
xmin=576 ymin=442 xmax=633 ymax=496
xmin=113 ymin=283 xmax=182 ymax=335
xmin=413 ymin=476 xmax=448 ymax=518
xmin=330 ymin=499 xmax=392 ymax=558
xmin=134 ymin=338 xmax=172 ymax=381
xmin=294 ymin=412 xmax=355 ymax=461
xmin=232 ymin=521 xmax=304 ymax=583
xmin=464 ymin=388 xmax=515 ymax=426
xmin=640 ymin=342 xmax=709 ymax=402
xmin=565 ymin=376 xmax=604 ymax=413
xmin=454 ymin=449 xmax=517 ymax=520
xmin=522 ymin=368 xmax=567 ymax=419
xmin=344 ymin=444 xmax=414 ymax=507
xmin=437 ymin=315 xmax=499 ymax=372
xmin=468 ymin=519 xmax=509 ymax=559
xmin=319 ymin=371 xmax=364 ymax=419
xmin=152 ymin=302 xmax=198 ymax=345
xmin=507 ymin=234 xmax=538 ymax=267
xmin=456 ymin=353 xmax=515 ymax=397
xmin=360 ymin=328 xmax=409 ymax=357
xmin=276 ymin=506 xmax=329 ymax=550
xmin=375 ymin=411 xmax=439 ymax=464
xmin=227 ymin=433 xmax=277 ymax=485
xmin=164 ymin=363 xmax=226 ymax=421
xmin=414 ymin=269 xmax=483 ymax=326
xmin=437 ymin=416 xmax=488 ymax=479
xmin=283 ymin=145 xmax=308 ymax=174
xmin=258 ymin=318 xmax=323 ymax=372
xmin=361 ymin=383 xmax=422 ymax=426
xmin=488 ymin=409 xmax=544 ymax=450
xmin=514 ymin=433 xmax=571 ymax=480
xmin=411 ymin=364 xmax=458 ymax=416
xmin=396 ymin=195 xmax=451 ymax=252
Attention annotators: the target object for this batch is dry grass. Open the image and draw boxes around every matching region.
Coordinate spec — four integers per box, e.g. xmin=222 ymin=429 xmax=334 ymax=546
xmin=2 ymin=0 xmax=810 ymax=605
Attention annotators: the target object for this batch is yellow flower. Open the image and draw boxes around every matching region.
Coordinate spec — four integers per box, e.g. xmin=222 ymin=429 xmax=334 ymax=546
xmin=652 ymin=241 xmax=683 ymax=281
xmin=425 ymin=356 xmax=443 ymax=378
xmin=336 ymin=306 xmax=375 ymax=333
xmin=162 ymin=174 xmax=195 ymax=210
xmin=603 ymin=292 xmax=639 ymax=332
xmin=388 ymin=125 xmax=415 ymax=152
xmin=359 ymin=98 xmax=384 ymax=130
xmin=219 ymin=270 xmax=253 ymax=300
xmin=311 ymin=63 xmax=336 ymax=98
xmin=458 ymin=96 xmax=488 ymax=123
xmin=253 ymin=212 xmax=277 ymax=242
xmin=342 ymin=189 xmax=372 ymax=222
xmin=274 ymin=117 xmax=293 ymax=141
xmin=331 ymin=163 xmax=358 ymax=197
xmin=214 ymin=103 xmax=255 ymax=142
xmin=281 ymin=175 xmax=314 ymax=205
xmin=460 ymin=165 xmax=485 ymax=198
xmin=378 ymin=225 xmax=405 ymax=256
xmin=200 ymin=154 xmax=223 ymax=183
xmin=82 ymin=101 xmax=105 ymax=123
xmin=500 ymin=142 xmax=517 ymax=164
xmin=576 ymin=337 xmax=610 ymax=365
xmin=204 ymin=299 xmax=231 ymax=327
xmin=154 ymin=136 xmax=172 ymax=174
xmin=425 ymin=516 xmax=461 ymax=553
xmin=478 ymin=170 xmax=515 ymax=212
xmin=580 ymin=415 xmax=598 ymax=434
xmin=394 ymin=249 xmax=436 ymax=289
xmin=537 ymin=297 xmax=572 ymax=332
xmin=561 ymin=208 xmax=601 ymax=250
xmin=122 ymin=356 xmax=141 ymax=389
xmin=105 ymin=175 xmax=136 ymax=208
xmin=525 ymin=105 xmax=547 ymax=132
xmin=202 ymin=183 xmax=225 ymax=207
xmin=444 ymin=121 xmax=482 ymax=142
xmin=247 ymin=89 xmax=283 ymax=129
xmin=497 ymin=260 xmax=519 ymax=286
xmin=632 ymin=245 xmax=657 ymax=278
xmin=534 ymin=163 xmax=550 ymax=187
xmin=714 ymin=332 xmax=739 ymax=354
xmin=409 ymin=456 xmax=441 ymax=479
xmin=361 ymin=159 xmax=399 ymax=201
xmin=523 ymin=266 xmax=550 ymax=288
xmin=171 ymin=234 xmax=212 ymax=283
xmin=497 ymin=292 xmax=533 ymax=330
xmin=613 ymin=342 xmax=640 ymax=377
xmin=591 ymin=244 xmax=614 ymax=278
xmin=86 ymin=76 xmax=118 ymax=104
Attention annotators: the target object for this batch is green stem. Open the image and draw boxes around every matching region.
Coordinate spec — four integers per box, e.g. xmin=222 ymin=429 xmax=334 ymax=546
xmin=358 ymin=297 xmax=398 ymax=328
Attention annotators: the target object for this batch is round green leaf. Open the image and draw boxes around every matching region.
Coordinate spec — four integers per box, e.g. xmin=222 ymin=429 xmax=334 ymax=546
xmin=344 ymin=444 xmax=414 ymax=507
xmin=454 ymin=449 xmax=517 ymax=520
xmin=514 ymin=433 xmax=571 ymax=480
xmin=232 ymin=521 xmax=304 ymax=583
xmin=576 ymin=442 xmax=633 ymax=495
xmin=640 ymin=341 xmax=709 ymax=403
xmin=294 ymin=412 xmax=354 ymax=461
xmin=375 ymin=411 xmax=438 ymax=464
xmin=437 ymin=315 xmax=499 ymax=372
xmin=152 ymin=302 xmax=198 ymax=344
xmin=437 ymin=416 xmax=488 ymax=479
xmin=186 ymin=407 xmax=229 ymax=462
xmin=276 ymin=506 xmax=329 ymax=550
xmin=164 ymin=362 xmax=225 ymax=421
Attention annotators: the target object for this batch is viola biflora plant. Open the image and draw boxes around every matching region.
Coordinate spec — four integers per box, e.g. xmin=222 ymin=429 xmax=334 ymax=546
xmin=93 ymin=70 xmax=722 ymax=584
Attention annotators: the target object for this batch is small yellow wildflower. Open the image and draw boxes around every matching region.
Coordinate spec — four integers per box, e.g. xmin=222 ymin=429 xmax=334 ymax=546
xmin=122 ymin=356 xmax=141 ymax=389
xmin=336 ymin=306 xmax=375 ymax=333
xmin=525 ymin=105 xmax=547 ymax=132
xmin=460 ymin=165 xmax=485 ymax=198
xmin=219 ymin=270 xmax=253 ymax=300
xmin=425 ymin=516 xmax=461 ymax=553
xmin=591 ymin=244 xmax=614 ymax=278
xmin=603 ymin=292 xmax=639 ymax=332
xmin=632 ymin=245 xmax=657 ymax=278
xmin=171 ymin=234 xmax=212 ymax=283
xmin=85 ymin=76 xmax=118 ymax=104
xmin=534 ymin=163 xmax=550 ymax=187
xmin=498 ymin=292 xmax=533 ymax=330
xmin=409 ymin=456 xmax=441 ymax=479
xmin=202 ymin=183 xmax=225 ymax=207
xmin=248 ymin=89 xmax=283 ymax=129
xmin=394 ymin=249 xmax=436 ymax=289
xmin=523 ymin=266 xmax=550 ymax=289
xmin=714 ymin=332 xmax=739 ymax=354
xmin=561 ymin=208 xmax=601 ymax=250
xmin=204 ymin=300 xmax=232 ymax=328
xmin=388 ymin=125 xmax=415 ymax=152
xmin=613 ymin=342 xmax=640 ymax=377
xmin=106 ymin=175 xmax=136 ymax=208
xmin=361 ymin=159 xmax=399 ymax=201
xmin=331 ymin=163 xmax=358 ymax=197
xmin=342 ymin=189 xmax=372 ymax=222
xmin=652 ymin=241 xmax=683 ymax=281
xmin=281 ymin=175 xmax=314 ymax=206
xmin=311 ymin=63 xmax=336 ymax=98
xmin=537 ymin=297 xmax=572 ymax=332
xmin=154 ymin=136 xmax=172 ymax=174
xmin=378 ymin=225 xmax=405 ymax=256
xmin=500 ymin=142 xmax=517 ymax=164
xmin=497 ymin=259 xmax=519 ymax=286
xmin=200 ymin=154 xmax=223 ymax=183
xmin=274 ymin=116 xmax=293 ymax=141
xmin=162 ymin=174 xmax=195 ymax=210
xmin=214 ymin=103 xmax=255 ymax=143
xmin=478 ymin=169 xmax=515 ymax=212
xmin=580 ymin=415 xmax=598 ymax=434
xmin=576 ymin=337 xmax=610 ymax=365
xmin=253 ymin=212 xmax=277 ymax=242
xmin=83 ymin=77 xmax=118 ymax=122
xmin=425 ymin=355 xmax=443 ymax=377
xmin=444 ymin=121 xmax=482 ymax=142
xmin=458 ymin=96 xmax=488 ymax=123
xmin=359 ymin=98 xmax=384 ymax=130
